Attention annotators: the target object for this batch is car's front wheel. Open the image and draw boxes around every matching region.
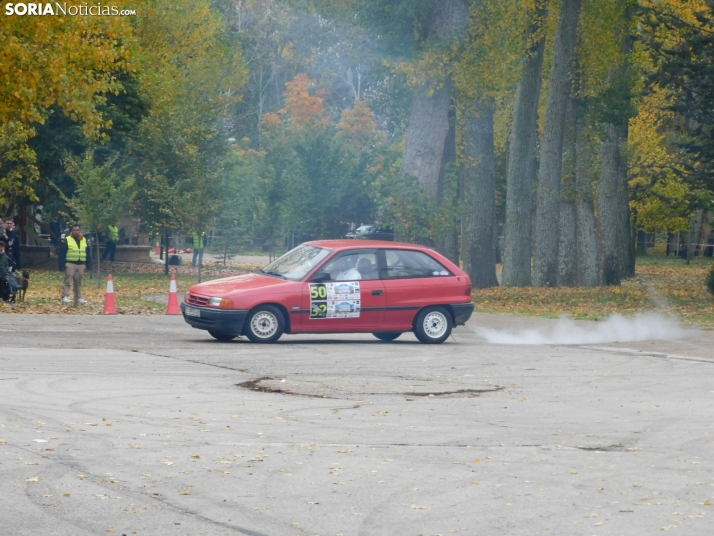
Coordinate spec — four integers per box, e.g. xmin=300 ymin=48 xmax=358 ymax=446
xmin=414 ymin=307 xmax=452 ymax=344
xmin=244 ymin=305 xmax=284 ymax=343
xmin=208 ymin=331 xmax=237 ymax=342
xmin=372 ymin=332 xmax=402 ymax=342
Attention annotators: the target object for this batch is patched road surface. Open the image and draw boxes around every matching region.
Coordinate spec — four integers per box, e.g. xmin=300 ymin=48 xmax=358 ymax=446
xmin=1 ymin=314 xmax=712 ymax=535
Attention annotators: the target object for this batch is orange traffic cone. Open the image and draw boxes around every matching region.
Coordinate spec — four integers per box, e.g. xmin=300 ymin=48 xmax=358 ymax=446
xmin=103 ymin=274 xmax=117 ymax=315
xmin=166 ymin=273 xmax=181 ymax=315
xmin=155 ymin=240 xmax=161 ymax=255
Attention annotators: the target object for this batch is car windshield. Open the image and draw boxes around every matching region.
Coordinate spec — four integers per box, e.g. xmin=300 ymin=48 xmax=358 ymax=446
xmin=355 ymin=225 xmax=374 ymax=233
xmin=261 ymin=244 xmax=331 ymax=281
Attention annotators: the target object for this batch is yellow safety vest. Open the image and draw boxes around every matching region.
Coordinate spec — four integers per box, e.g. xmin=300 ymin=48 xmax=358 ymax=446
xmin=192 ymin=232 xmax=205 ymax=249
xmin=108 ymin=225 xmax=119 ymax=242
xmin=66 ymin=236 xmax=87 ymax=262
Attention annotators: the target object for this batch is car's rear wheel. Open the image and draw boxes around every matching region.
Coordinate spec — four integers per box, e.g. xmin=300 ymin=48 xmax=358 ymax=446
xmin=414 ymin=307 xmax=452 ymax=344
xmin=372 ymin=332 xmax=402 ymax=342
xmin=244 ymin=305 xmax=284 ymax=343
xmin=208 ymin=331 xmax=237 ymax=342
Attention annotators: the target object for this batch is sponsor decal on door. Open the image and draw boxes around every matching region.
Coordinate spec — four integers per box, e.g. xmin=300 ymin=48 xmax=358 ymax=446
xmin=310 ymin=282 xmax=361 ymax=319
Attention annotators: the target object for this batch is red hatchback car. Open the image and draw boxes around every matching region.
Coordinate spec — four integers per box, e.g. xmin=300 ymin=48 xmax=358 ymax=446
xmin=181 ymin=240 xmax=474 ymax=344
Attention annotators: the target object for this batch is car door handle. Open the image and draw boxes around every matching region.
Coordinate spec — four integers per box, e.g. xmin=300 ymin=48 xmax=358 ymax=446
xmin=372 ymin=290 xmax=383 ymax=296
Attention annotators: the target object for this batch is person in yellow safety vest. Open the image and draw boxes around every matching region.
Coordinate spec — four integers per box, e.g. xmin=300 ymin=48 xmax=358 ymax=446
xmin=101 ymin=224 xmax=119 ymax=262
xmin=192 ymin=231 xmax=205 ymax=267
xmin=59 ymin=224 xmax=92 ymax=304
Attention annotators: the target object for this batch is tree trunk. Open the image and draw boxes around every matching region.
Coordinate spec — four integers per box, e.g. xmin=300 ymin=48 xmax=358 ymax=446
xmin=576 ymin=195 xmax=598 ymax=286
xmin=597 ymin=123 xmax=623 ymax=285
xmin=599 ymin=1 xmax=635 ymax=281
xmin=96 ymin=231 xmax=101 ymax=289
xmin=435 ymin=103 xmax=460 ymax=263
xmin=502 ymin=0 xmax=548 ymax=287
xmin=686 ymin=208 xmax=704 ymax=264
xmin=557 ymin=95 xmax=577 ymax=286
xmin=558 ymin=202 xmax=576 ymax=286
xmin=401 ymin=0 xmax=469 ymax=201
xmin=533 ymin=0 xmax=582 ymax=287
xmin=461 ymin=101 xmax=499 ymax=288
xmin=164 ymin=230 xmax=169 ymax=276
xmin=619 ymin=167 xmax=635 ymax=276
xmin=702 ymin=211 xmax=713 ymax=259
xmin=636 ymin=230 xmax=648 ymax=256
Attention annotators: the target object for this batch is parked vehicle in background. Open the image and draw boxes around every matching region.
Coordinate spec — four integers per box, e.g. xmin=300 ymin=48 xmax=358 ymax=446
xmin=181 ymin=240 xmax=473 ymax=344
xmin=345 ymin=224 xmax=394 ymax=241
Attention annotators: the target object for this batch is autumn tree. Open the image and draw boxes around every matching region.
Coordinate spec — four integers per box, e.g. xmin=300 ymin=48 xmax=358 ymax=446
xmin=0 ymin=14 xmax=135 ymax=206
xmin=61 ymin=151 xmax=136 ymax=282
xmin=502 ymin=0 xmax=549 ymax=287
xmin=258 ymin=74 xmax=392 ymax=241
xmin=532 ymin=0 xmax=582 ymax=287
xmin=637 ymin=0 xmax=714 ymax=265
xmin=400 ymin=0 xmax=469 ymax=249
xmin=131 ymin=0 xmax=247 ymax=253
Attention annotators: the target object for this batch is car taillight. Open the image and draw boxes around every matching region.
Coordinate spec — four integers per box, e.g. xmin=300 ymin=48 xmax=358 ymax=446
xmin=465 ymin=285 xmax=472 ymax=296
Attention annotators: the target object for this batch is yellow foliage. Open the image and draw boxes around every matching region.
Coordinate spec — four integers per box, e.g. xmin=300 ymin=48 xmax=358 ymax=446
xmin=578 ymin=0 xmax=627 ymax=98
xmin=455 ymin=0 xmax=527 ymax=101
xmin=0 ymin=13 xmax=135 ymax=134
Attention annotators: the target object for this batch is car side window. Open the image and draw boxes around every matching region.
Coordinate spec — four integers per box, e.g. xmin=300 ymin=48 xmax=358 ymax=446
xmin=314 ymin=252 xmax=379 ymax=281
xmin=383 ymin=250 xmax=451 ymax=279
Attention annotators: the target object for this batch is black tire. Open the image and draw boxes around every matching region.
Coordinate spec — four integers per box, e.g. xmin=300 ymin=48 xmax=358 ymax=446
xmin=208 ymin=331 xmax=237 ymax=342
xmin=244 ymin=305 xmax=284 ymax=343
xmin=414 ymin=306 xmax=452 ymax=344
xmin=372 ymin=332 xmax=402 ymax=342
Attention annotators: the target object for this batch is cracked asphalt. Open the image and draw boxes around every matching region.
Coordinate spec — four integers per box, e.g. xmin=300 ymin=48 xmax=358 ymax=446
xmin=0 ymin=313 xmax=713 ymax=535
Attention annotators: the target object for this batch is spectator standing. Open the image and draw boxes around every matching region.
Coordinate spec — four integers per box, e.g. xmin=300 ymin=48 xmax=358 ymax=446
xmin=192 ymin=231 xmax=205 ymax=267
xmin=0 ymin=241 xmax=19 ymax=301
xmin=0 ymin=241 xmax=9 ymax=279
xmin=3 ymin=218 xmax=21 ymax=270
xmin=60 ymin=224 xmax=92 ymax=304
xmin=50 ymin=215 xmax=61 ymax=247
xmin=102 ymin=223 xmax=119 ymax=262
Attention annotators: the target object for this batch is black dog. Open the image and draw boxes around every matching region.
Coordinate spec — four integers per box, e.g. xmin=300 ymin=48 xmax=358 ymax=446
xmin=18 ymin=269 xmax=29 ymax=302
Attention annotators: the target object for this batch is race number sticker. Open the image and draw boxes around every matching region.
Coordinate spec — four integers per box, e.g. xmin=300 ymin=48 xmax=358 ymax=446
xmin=310 ymin=282 xmax=361 ymax=319
xmin=310 ymin=283 xmax=328 ymax=319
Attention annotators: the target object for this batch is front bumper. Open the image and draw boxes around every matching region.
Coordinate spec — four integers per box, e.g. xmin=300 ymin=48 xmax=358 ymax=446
xmin=181 ymin=303 xmax=249 ymax=336
xmin=452 ymin=302 xmax=474 ymax=326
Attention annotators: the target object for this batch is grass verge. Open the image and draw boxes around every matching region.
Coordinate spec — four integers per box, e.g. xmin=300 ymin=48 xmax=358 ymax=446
xmin=474 ymin=256 xmax=714 ymax=328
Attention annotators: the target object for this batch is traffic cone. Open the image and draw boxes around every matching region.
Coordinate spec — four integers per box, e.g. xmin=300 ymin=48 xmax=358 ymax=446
xmin=166 ymin=273 xmax=181 ymax=315
xmin=103 ymin=274 xmax=117 ymax=315
xmin=155 ymin=240 xmax=161 ymax=255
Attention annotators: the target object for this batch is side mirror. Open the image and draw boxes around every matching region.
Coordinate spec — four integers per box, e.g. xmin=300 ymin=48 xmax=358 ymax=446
xmin=309 ymin=272 xmax=331 ymax=283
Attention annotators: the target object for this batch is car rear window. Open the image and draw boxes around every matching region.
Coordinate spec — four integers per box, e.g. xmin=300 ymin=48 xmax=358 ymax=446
xmin=383 ymin=250 xmax=452 ymax=279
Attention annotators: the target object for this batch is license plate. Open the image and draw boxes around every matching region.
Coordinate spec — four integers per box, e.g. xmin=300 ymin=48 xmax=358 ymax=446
xmin=184 ymin=306 xmax=200 ymax=318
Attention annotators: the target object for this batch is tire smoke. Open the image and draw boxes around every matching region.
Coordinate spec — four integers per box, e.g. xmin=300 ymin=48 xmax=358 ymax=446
xmin=476 ymin=312 xmax=684 ymax=345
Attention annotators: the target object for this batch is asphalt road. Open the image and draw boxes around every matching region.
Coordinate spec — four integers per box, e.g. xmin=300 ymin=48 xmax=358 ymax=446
xmin=1 ymin=313 xmax=712 ymax=536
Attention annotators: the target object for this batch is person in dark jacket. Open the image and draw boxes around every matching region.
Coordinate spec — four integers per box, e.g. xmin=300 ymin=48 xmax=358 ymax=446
xmin=59 ymin=224 xmax=92 ymax=304
xmin=50 ymin=216 xmax=61 ymax=247
xmin=0 ymin=241 xmax=19 ymax=302
xmin=3 ymin=218 xmax=21 ymax=270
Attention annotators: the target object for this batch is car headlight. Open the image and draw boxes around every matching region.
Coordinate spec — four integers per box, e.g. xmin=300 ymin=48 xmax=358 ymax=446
xmin=209 ymin=297 xmax=234 ymax=308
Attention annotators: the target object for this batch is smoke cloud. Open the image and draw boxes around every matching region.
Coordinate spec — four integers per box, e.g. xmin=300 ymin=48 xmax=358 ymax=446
xmin=476 ymin=312 xmax=684 ymax=345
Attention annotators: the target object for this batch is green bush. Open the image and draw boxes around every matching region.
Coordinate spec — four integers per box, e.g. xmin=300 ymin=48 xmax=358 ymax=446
xmin=707 ymin=266 xmax=714 ymax=296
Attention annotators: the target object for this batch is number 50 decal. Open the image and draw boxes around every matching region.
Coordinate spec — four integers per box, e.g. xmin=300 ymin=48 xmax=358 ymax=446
xmin=309 ymin=284 xmax=328 ymax=319
xmin=310 ymin=284 xmax=327 ymax=300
